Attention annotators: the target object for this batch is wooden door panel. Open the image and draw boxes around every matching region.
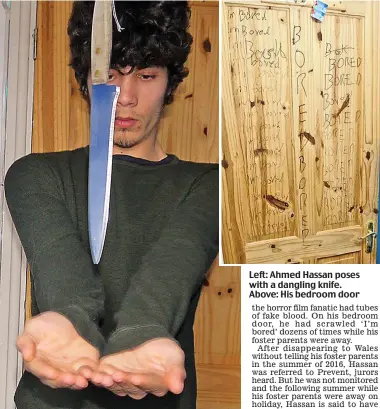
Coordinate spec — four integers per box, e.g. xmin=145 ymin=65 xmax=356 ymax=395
xmin=195 ymin=264 xmax=241 ymax=409
xmin=315 ymin=252 xmax=361 ymax=264
xmin=223 ymin=5 xmax=296 ymax=243
xmin=245 ymin=226 xmax=362 ymax=264
xmin=222 ymin=0 xmax=380 ymax=264
xmin=159 ymin=2 xmax=219 ymax=162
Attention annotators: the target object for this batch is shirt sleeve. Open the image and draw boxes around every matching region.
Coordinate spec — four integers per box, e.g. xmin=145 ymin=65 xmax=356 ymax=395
xmin=4 ymin=154 xmax=105 ymax=352
xmin=103 ymin=166 xmax=219 ymax=356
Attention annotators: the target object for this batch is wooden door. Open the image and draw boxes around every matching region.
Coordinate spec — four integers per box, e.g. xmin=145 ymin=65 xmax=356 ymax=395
xmin=31 ymin=2 xmax=240 ymax=408
xmin=222 ymin=0 xmax=380 ymax=264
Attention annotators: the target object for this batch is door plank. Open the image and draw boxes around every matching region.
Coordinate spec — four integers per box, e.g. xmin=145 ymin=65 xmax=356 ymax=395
xmin=246 ymin=226 xmax=361 ymax=264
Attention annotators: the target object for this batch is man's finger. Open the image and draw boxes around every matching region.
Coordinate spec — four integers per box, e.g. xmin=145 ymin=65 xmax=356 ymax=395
xmin=96 ymin=363 xmax=118 ymax=376
xmin=76 ymin=365 xmax=96 ymax=379
xmin=108 ymin=378 xmax=147 ymax=399
xmin=97 ymin=363 xmax=126 ymax=383
xmin=40 ymin=378 xmax=60 ymax=389
xmin=90 ymin=371 xmax=114 ymax=387
xmin=73 ymin=375 xmax=89 ymax=389
xmin=129 ymin=363 xmax=185 ymax=395
xmin=56 ymin=371 xmax=77 ymax=387
xmin=110 ymin=370 xmax=127 ymax=383
xmin=56 ymin=371 xmax=90 ymax=389
xmin=72 ymin=358 xmax=99 ymax=381
xmin=92 ymin=365 xmax=117 ymax=387
xmin=98 ymin=375 xmax=114 ymax=388
xmin=70 ymin=384 xmax=87 ymax=390
xmin=109 ymin=388 xmax=128 ymax=397
xmin=40 ymin=372 xmax=88 ymax=390
xmin=73 ymin=358 xmax=98 ymax=373
xmin=16 ymin=334 xmax=36 ymax=362
xmin=102 ymin=371 xmax=150 ymax=398
xmin=127 ymin=390 xmax=148 ymax=400
xmin=165 ymin=365 xmax=186 ymax=395
xmin=99 ymin=378 xmax=128 ymax=396
xmin=122 ymin=372 xmax=168 ymax=397
xmin=39 ymin=374 xmax=73 ymax=389
xmin=70 ymin=377 xmax=89 ymax=390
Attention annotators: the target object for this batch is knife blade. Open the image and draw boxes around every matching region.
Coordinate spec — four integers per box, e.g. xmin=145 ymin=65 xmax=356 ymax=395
xmin=89 ymin=0 xmax=120 ymax=264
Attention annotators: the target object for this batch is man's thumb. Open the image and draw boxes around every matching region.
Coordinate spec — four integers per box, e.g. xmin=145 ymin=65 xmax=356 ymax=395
xmin=166 ymin=365 xmax=186 ymax=395
xmin=16 ymin=334 xmax=36 ymax=362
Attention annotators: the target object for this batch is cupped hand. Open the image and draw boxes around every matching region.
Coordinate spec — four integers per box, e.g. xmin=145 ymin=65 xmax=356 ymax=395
xmin=89 ymin=338 xmax=186 ymax=399
xmin=17 ymin=311 xmax=100 ymax=390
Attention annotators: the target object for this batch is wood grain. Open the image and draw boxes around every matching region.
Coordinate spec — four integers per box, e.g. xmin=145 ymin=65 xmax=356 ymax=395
xmin=222 ymin=103 xmax=247 ymax=264
xmin=316 ymin=252 xmax=360 ymax=264
xmin=158 ymin=3 xmax=219 ymax=162
xmin=32 ymin=1 xmax=89 ymax=152
xmin=245 ymin=226 xmax=362 ymax=264
xmin=195 ymin=264 xmax=241 ymax=408
xmin=222 ymin=0 xmax=380 ymax=264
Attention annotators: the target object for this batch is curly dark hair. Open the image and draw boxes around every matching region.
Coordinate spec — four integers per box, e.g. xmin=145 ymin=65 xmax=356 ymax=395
xmin=67 ymin=1 xmax=193 ymax=105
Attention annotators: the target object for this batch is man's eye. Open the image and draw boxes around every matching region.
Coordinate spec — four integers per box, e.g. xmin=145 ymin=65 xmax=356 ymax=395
xmin=139 ymin=74 xmax=156 ymax=80
xmin=107 ymin=73 xmax=116 ymax=81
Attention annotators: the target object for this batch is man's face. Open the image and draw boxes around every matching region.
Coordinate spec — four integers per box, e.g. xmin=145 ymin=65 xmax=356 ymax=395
xmin=87 ymin=66 xmax=168 ymax=149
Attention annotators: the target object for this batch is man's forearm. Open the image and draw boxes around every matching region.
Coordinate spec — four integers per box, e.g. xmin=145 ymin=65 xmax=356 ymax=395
xmin=103 ymin=167 xmax=218 ymax=356
xmin=5 ymin=154 xmax=106 ymax=351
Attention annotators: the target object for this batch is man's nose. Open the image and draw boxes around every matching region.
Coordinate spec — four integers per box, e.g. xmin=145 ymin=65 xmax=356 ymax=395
xmin=116 ymin=76 xmax=138 ymax=107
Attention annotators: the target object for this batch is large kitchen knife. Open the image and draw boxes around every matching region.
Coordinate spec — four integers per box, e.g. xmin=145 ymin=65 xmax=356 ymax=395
xmin=89 ymin=0 xmax=120 ymax=264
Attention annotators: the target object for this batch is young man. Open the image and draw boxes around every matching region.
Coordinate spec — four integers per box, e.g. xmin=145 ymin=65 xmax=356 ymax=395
xmin=5 ymin=2 xmax=218 ymax=409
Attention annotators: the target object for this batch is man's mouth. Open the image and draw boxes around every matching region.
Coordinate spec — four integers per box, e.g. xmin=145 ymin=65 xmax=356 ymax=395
xmin=114 ymin=117 xmax=138 ymax=129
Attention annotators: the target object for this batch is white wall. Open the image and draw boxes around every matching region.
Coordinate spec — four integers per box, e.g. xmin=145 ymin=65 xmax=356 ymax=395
xmin=0 ymin=2 xmax=10 ymax=195
xmin=0 ymin=2 xmax=36 ymax=408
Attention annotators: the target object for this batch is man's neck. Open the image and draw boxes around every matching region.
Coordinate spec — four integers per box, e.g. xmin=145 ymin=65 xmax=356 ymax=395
xmin=113 ymin=140 xmax=167 ymax=162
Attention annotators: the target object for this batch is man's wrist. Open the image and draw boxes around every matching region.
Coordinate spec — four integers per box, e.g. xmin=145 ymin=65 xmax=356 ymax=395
xmin=103 ymin=324 xmax=176 ymax=356
xmin=50 ymin=305 xmax=105 ymax=353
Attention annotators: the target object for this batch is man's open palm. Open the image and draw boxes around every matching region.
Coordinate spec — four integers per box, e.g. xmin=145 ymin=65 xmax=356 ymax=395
xmin=89 ymin=338 xmax=186 ymax=399
xmin=17 ymin=311 xmax=99 ymax=390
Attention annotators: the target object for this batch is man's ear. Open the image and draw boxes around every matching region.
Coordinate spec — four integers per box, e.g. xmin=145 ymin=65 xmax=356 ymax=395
xmin=164 ymin=87 xmax=175 ymax=106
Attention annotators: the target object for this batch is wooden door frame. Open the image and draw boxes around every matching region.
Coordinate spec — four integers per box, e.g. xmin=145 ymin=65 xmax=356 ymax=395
xmin=0 ymin=2 xmax=36 ymax=408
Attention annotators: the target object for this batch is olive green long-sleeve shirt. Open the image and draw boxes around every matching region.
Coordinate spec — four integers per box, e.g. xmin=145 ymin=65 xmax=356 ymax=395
xmin=5 ymin=146 xmax=218 ymax=409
